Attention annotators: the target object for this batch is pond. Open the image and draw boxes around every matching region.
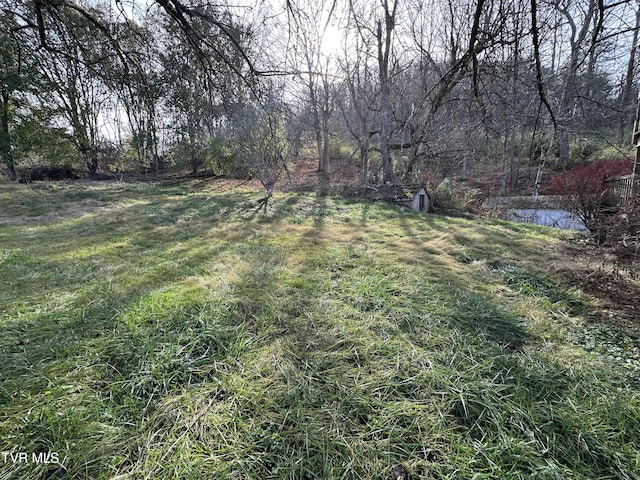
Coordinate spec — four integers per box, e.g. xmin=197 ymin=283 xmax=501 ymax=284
xmin=507 ymin=208 xmax=587 ymax=231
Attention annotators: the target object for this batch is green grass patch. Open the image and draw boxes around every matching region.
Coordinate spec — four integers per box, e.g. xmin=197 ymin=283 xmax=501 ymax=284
xmin=0 ymin=181 xmax=638 ymax=479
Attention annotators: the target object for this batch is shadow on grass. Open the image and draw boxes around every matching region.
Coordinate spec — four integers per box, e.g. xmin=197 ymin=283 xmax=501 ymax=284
xmin=1 ymin=186 xmax=638 ymax=480
xmin=222 ymin=235 xmax=638 ymax=480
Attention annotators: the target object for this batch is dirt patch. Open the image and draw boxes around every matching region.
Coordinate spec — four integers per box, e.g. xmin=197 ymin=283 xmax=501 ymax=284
xmin=182 ymin=157 xmax=361 ymax=193
xmin=158 ymin=157 xmax=361 ymax=194
xmin=554 ymin=242 xmax=640 ymax=331
xmin=280 ymin=157 xmax=361 ymax=192
xmin=582 ymin=270 xmax=640 ymax=330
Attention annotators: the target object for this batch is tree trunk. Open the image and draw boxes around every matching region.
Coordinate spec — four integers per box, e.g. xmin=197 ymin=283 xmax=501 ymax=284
xmin=360 ymin=141 xmax=369 ymax=184
xmin=6 ymin=160 xmax=16 ymax=181
xmin=500 ymin=132 xmax=509 ymax=195
xmin=633 ymin=91 xmax=640 ymax=198
xmin=379 ymin=72 xmax=392 ymax=184
xmin=0 ymin=88 xmax=17 ymax=181
xmin=533 ymin=157 xmax=546 ymax=196
xmin=306 ymin=70 xmax=326 ymax=173
xmin=534 ymin=132 xmax=555 ymax=196
xmin=314 ymin=105 xmax=324 ymax=172
xmin=321 ymin=120 xmax=330 ymax=172
xmin=85 ymin=148 xmax=98 ymax=176
xmin=558 ymin=128 xmax=570 ymax=167
xmin=320 ymin=67 xmax=332 ymax=174
xmin=462 ymin=155 xmax=468 ymax=181
xmin=511 ymin=127 xmax=525 ymax=191
xmin=556 ymin=0 xmax=597 ymax=168
xmin=377 ymin=3 xmax=396 ymax=185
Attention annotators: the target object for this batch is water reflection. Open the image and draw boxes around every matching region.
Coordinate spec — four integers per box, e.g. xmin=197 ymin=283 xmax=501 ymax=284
xmin=507 ymin=209 xmax=587 ymax=230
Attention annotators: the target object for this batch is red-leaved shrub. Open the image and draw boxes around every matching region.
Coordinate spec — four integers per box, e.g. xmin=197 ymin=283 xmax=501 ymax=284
xmin=546 ymin=159 xmax=633 ymax=196
xmin=545 ymin=159 xmax=634 ymax=237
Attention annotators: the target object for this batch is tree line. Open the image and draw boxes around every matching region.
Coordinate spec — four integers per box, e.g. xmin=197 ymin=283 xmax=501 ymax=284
xmin=1 ymin=0 xmax=639 ymax=194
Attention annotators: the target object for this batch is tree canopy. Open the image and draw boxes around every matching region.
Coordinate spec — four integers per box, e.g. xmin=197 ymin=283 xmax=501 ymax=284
xmin=1 ymin=0 xmax=638 ymax=189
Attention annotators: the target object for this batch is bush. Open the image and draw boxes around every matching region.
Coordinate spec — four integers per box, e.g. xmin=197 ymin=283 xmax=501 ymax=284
xmin=569 ymin=137 xmax=599 ymax=163
xmin=547 ymin=160 xmax=633 ymax=196
xmin=230 ymin=102 xmax=293 ymax=197
xmin=17 ymin=165 xmax=80 ymax=182
xmin=595 ymin=145 xmax=634 ymax=162
xmin=432 ymin=178 xmax=479 ymax=213
xmin=546 ymin=160 xmax=634 ymax=237
xmin=328 ymin=138 xmax=353 ymax=159
xmin=205 ymin=137 xmax=240 ymax=176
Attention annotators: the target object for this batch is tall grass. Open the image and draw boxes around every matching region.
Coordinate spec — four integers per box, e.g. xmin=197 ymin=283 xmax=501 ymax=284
xmin=0 ymin=180 xmax=638 ymax=479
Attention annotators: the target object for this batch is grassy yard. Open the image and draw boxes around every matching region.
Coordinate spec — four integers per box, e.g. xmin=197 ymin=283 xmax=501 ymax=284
xmin=0 ymin=179 xmax=639 ymax=479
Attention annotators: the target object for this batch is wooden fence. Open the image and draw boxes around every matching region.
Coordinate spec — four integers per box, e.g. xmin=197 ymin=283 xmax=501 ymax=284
xmin=602 ymin=174 xmax=637 ymax=206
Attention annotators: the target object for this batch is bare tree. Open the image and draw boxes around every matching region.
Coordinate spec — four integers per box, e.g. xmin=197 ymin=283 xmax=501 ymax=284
xmin=230 ymin=96 xmax=294 ymax=199
xmin=336 ymin=25 xmax=377 ymax=184
xmin=618 ymin=2 xmax=640 ymax=144
xmin=375 ymin=0 xmax=398 ymax=184
xmin=286 ymin=0 xmax=337 ymax=174
xmin=393 ymin=0 xmax=514 ymax=183
xmin=553 ymin=0 xmax=602 ymax=166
